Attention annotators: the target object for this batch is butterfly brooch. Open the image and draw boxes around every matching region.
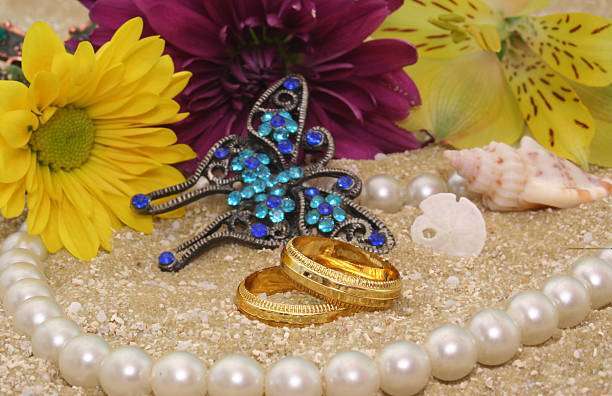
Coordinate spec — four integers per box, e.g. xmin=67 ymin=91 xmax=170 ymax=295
xmin=131 ymin=75 xmax=395 ymax=271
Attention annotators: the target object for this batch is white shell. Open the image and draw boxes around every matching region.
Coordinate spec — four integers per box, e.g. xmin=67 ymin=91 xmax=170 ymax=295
xmin=411 ymin=193 xmax=486 ymax=257
xmin=444 ymin=137 xmax=612 ymax=211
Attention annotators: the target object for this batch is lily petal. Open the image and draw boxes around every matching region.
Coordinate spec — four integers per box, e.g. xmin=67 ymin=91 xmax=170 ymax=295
xmin=484 ymin=0 xmax=550 ymax=17
xmin=518 ymin=13 xmax=612 ymax=87
xmin=502 ymin=43 xmax=595 ymax=166
xmin=570 ymin=82 xmax=612 ymax=166
xmin=403 ymin=52 xmax=523 ymax=147
xmin=374 ymin=0 xmax=501 ymax=59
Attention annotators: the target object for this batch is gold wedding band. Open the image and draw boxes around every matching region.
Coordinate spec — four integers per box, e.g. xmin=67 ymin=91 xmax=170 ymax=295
xmin=235 ymin=266 xmax=350 ymax=326
xmin=281 ymin=236 xmax=402 ymax=309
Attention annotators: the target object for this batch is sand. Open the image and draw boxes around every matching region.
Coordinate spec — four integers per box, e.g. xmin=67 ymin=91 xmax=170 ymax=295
xmin=0 ymin=1 xmax=611 ymax=395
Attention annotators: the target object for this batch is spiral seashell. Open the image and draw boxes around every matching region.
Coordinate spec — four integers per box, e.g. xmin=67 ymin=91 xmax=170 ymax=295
xmin=444 ymin=137 xmax=612 ymax=211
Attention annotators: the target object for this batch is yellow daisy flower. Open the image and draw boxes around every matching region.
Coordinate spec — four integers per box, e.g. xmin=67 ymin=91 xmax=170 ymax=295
xmin=0 ymin=17 xmax=196 ymax=260
xmin=375 ymin=0 xmax=612 ymax=167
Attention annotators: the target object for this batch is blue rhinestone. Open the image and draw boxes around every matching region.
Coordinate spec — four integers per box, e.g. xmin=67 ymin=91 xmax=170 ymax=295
xmin=279 ymin=111 xmax=292 ymax=118
xmin=305 ymin=210 xmax=320 ymax=225
xmin=281 ymin=198 xmax=296 ymax=213
xmin=239 ymin=149 xmax=255 ymax=160
xmin=261 ymin=112 xmax=273 ymax=122
xmin=257 ymin=153 xmax=271 ymax=165
xmin=255 ymin=203 xmax=268 ymax=219
xmin=266 ymin=195 xmax=282 ymax=209
xmin=276 ymin=171 xmax=291 ymax=184
xmin=258 ymin=123 xmax=272 ymax=136
xmin=240 ymin=186 xmax=255 ymax=199
xmin=255 ymin=193 xmax=267 ymax=202
xmin=310 ymin=195 xmax=324 ymax=209
xmin=230 ymin=158 xmax=243 ymax=172
xmin=368 ymin=232 xmax=386 ymax=247
xmin=304 ymin=187 xmax=320 ymax=198
xmin=288 ymin=166 xmax=303 ymax=179
xmin=333 ymin=207 xmax=346 ymax=222
xmin=318 ymin=218 xmax=335 ymax=233
xmin=214 ymin=146 xmax=230 ymax=159
xmin=256 ymin=165 xmax=271 ymax=180
xmin=278 ymin=140 xmax=293 ymax=155
xmin=227 ymin=191 xmax=242 ymax=206
xmin=285 ymin=119 xmax=298 ymax=134
xmin=252 ymin=180 xmax=266 ymax=193
xmin=337 ymin=176 xmax=354 ymax=190
xmin=326 ymin=194 xmax=342 ymax=206
xmin=270 ymin=186 xmax=285 ymax=197
xmin=271 ymin=114 xmax=286 ymax=128
xmin=131 ymin=194 xmax=150 ymax=210
xmin=273 ymin=129 xmax=289 ymax=142
xmin=283 ymin=77 xmax=300 ymax=90
xmin=158 ymin=251 xmax=175 ymax=267
xmin=251 ymin=223 xmax=268 ymax=238
xmin=244 ymin=156 xmax=260 ymax=170
xmin=305 ymin=129 xmax=324 ymax=146
xmin=269 ymin=209 xmax=285 ymax=223
xmin=318 ymin=202 xmax=333 ymax=216
xmin=266 ymin=179 xmax=279 ymax=188
xmin=242 ymin=170 xmax=257 ymax=183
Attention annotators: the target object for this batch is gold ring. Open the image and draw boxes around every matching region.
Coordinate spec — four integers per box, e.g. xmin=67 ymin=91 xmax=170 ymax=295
xmin=281 ymin=236 xmax=402 ymax=309
xmin=235 ymin=266 xmax=350 ymax=326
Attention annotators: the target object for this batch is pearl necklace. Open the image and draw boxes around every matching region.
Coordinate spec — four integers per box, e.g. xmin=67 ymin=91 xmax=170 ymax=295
xmin=1 ymin=227 xmax=611 ymax=396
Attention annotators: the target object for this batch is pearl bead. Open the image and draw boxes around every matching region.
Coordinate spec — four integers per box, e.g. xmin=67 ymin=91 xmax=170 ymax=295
xmin=13 ymin=296 xmax=63 ymax=336
xmin=597 ymin=243 xmax=612 ymax=264
xmin=543 ymin=275 xmax=591 ymax=328
xmin=424 ymin=324 xmax=477 ymax=381
xmin=265 ymin=356 xmax=322 ymax=396
xmin=2 ymin=278 xmax=54 ymax=315
xmin=467 ymin=309 xmax=520 ymax=365
xmin=376 ymin=341 xmax=431 ymax=396
xmin=99 ymin=346 xmax=153 ymax=396
xmin=0 ymin=248 xmax=43 ymax=273
xmin=151 ymin=351 xmax=207 ymax=396
xmin=323 ymin=351 xmax=380 ymax=396
xmin=447 ymin=171 xmax=469 ymax=198
xmin=208 ymin=354 xmax=264 ymax=396
xmin=59 ymin=335 xmax=110 ymax=388
xmin=362 ymin=175 xmax=404 ymax=213
xmin=571 ymin=256 xmax=612 ymax=309
xmin=32 ymin=317 xmax=81 ymax=363
xmin=506 ymin=291 xmax=558 ymax=345
xmin=404 ymin=172 xmax=448 ymax=206
xmin=0 ymin=262 xmax=44 ymax=295
xmin=1 ymin=232 xmax=47 ymax=261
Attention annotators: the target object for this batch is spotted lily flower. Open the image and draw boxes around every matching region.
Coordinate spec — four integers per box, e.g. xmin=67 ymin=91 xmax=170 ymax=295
xmin=375 ymin=0 xmax=612 ymax=167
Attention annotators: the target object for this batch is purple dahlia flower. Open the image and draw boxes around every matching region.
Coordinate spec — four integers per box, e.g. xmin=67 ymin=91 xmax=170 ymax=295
xmin=83 ymin=0 xmax=423 ymax=171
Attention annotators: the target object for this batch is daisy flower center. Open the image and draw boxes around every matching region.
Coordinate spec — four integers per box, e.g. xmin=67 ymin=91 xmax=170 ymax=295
xmin=29 ymin=107 xmax=96 ymax=171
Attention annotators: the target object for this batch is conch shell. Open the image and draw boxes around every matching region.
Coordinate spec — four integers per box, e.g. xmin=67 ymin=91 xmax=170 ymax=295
xmin=444 ymin=137 xmax=612 ymax=211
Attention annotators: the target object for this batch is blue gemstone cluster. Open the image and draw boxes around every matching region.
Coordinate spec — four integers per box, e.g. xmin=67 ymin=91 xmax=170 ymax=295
xmin=258 ymin=111 xmax=298 ymax=155
xmin=304 ymin=189 xmax=347 ymax=234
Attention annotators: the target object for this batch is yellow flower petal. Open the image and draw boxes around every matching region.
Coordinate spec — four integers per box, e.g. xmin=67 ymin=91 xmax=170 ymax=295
xmin=0 ymin=81 xmax=29 ymax=114
xmin=26 ymin=187 xmax=51 ymax=235
xmin=40 ymin=204 xmax=62 ymax=253
xmin=105 ymin=193 xmax=153 ymax=234
xmin=374 ymin=0 xmax=501 ymax=59
xmin=58 ymin=199 xmax=100 ymax=260
xmin=28 ymin=71 xmax=60 ymax=112
xmin=0 ymin=146 xmax=30 ymax=183
xmin=122 ymin=36 xmax=165 ymax=83
xmin=0 ymin=110 xmax=37 ymax=148
xmin=518 ymin=14 xmax=612 ymax=87
xmin=0 ymin=181 xmax=25 ymax=218
xmin=570 ymin=82 xmax=612 ymax=166
xmin=21 ymin=21 xmax=66 ymax=82
xmin=91 ymin=198 xmax=114 ymax=252
xmin=87 ymin=93 xmax=160 ymax=119
xmin=132 ymin=144 xmax=197 ymax=164
xmin=95 ymin=128 xmax=177 ymax=148
xmin=403 ymin=52 xmax=524 ymax=147
xmin=502 ymin=43 xmax=595 ymax=167
xmin=161 ymin=71 xmax=192 ymax=99
xmin=484 ymin=0 xmax=550 ymax=16
xmin=56 ymin=171 xmax=94 ymax=217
